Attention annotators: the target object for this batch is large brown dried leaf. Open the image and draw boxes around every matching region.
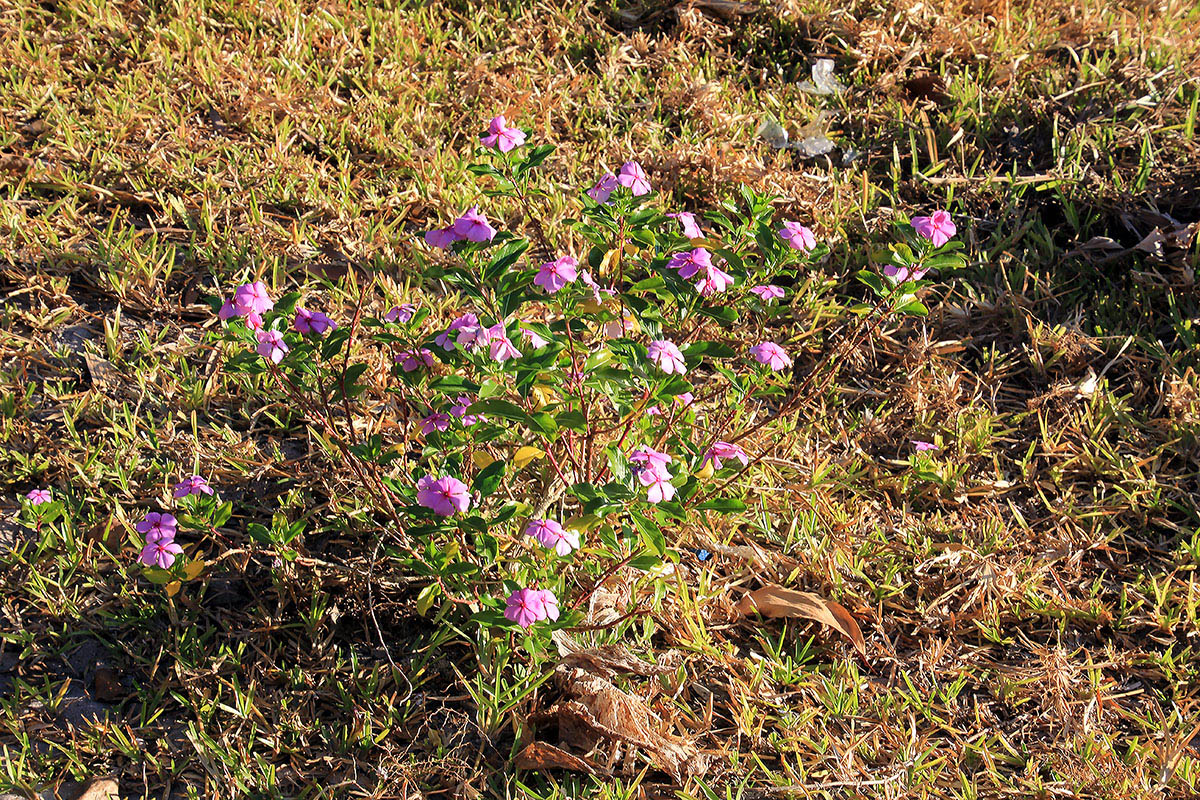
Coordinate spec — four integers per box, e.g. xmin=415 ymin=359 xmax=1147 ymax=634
xmin=514 ymin=741 xmax=606 ymax=775
xmin=735 ymin=585 xmax=867 ymax=657
xmin=556 ymin=666 xmax=708 ymax=781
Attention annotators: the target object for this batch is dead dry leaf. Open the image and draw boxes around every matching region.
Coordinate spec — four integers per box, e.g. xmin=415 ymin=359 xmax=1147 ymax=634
xmin=735 ymin=584 xmax=867 ymax=656
xmin=514 ymin=741 xmax=603 ymax=775
xmin=556 ymin=665 xmax=708 ymax=781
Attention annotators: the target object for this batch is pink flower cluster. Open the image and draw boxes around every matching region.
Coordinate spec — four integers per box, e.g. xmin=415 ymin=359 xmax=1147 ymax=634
xmin=294 ymin=307 xmax=337 ymax=336
xmin=587 ymin=161 xmax=652 ymax=202
xmin=911 ymin=210 xmax=956 ymax=247
xmin=137 ymin=511 xmax=183 ymax=569
xmin=479 ymin=115 xmax=526 ymax=153
xmin=534 ymin=256 xmax=578 ymax=294
xmin=504 ymin=587 xmax=560 ymax=628
xmin=173 ymin=475 xmax=214 ymax=498
xmin=666 ymin=248 xmax=734 ymax=296
xmin=524 ymin=518 xmax=580 ymax=556
xmin=647 ymin=339 xmax=687 ymax=375
xmin=704 ymin=441 xmax=748 ymax=470
xmin=425 ymin=206 xmax=497 ymax=249
xmin=631 ymin=446 xmax=675 ymax=503
xmin=218 ymin=281 xmax=273 ymax=329
xmin=416 ymin=475 xmax=471 ymax=517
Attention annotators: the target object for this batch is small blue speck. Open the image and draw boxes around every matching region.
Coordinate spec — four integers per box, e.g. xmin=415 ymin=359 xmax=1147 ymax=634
xmin=695 ymin=549 xmax=711 ymax=562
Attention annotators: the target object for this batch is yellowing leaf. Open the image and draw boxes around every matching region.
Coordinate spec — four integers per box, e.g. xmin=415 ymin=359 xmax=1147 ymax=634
xmin=598 ymin=247 xmax=620 ymax=279
xmin=165 ymin=580 xmax=182 ymax=598
xmin=531 ymin=385 xmax=558 ymax=409
xmin=473 ymin=451 xmax=497 ymax=469
xmin=580 ymin=299 xmax=603 ymax=314
xmin=514 ymin=446 xmax=545 ymax=469
xmin=182 ymin=559 xmax=205 ymax=580
xmin=564 ymin=513 xmax=605 ymax=532
xmin=416 ymin=583 xmax=441 ymax=616
xmin=695 ymin=461 xmax=715 ymax=480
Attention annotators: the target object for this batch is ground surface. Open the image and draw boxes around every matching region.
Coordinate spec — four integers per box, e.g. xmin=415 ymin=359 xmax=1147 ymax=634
xmin=2 ymin=0 xmax=1200 ymax=797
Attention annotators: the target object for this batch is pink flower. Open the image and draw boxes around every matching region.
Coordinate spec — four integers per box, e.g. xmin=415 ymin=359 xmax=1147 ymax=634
xmin=396 ymin=348 xmax=436 ymax=372
xmin=293 ymin=307 xmax=337 ymax=335
xmin=912 ymin=440 xmax=939 ymax=452
xmin=667 ymin=248 xmax=712 ymax=280
xmin=911 ymin=210 xmax=956 ymax=247
xmin=450 ymin=394 xmax=483 ymax=425
xmin=416 ymin=475 xmax=471 ymax=516
xmin=695 ymin=263 xmax=734 ymax=296
xmin=421 ymin=412 xmax=452 ymax=435
xmin=537 ymin=588 xmax=560 ymax=622
xmin=750 ymin=285 xmax=786 ymax=302
xmin=479 ymin=114 xmax=526 ymax=152
xmin=751 ymin=341 xmax=792 ymax=372
xmin=520 ymin=327 xmax=549 ymax=349
xmin=219 ymin=281 xmax=273 ymax=323
xmin=704 ymin=442 xmax=748 ymax=470
xmin=638 ymin=467 xmax=676 ymax=503
xmin=587 ymin=171 xmax=618 ymax=203
xmin=668 ymin=212 xmax=703 ymax=239
xmin=676 ymin=392 xmax=694 ymax=408
xmin=504 ymin=587 xmax=548 ymax=628
xmin=881 ymin=264 xmax=928 ymax=284
xmin=617 ymin=161 xmax=652 ymax=196
xmin=778 ymin=221 xmax=816 ymax=252
xmin=438 ymin=312 xmax=481 ymax=351
xmin=647 ymin=340 xmax=687 ymax=375
xmin=534 ymin=256 xmax=578 ymax=293
xmin=173 ymin=475 xmax=214 ymax=499
xmin=136 ymin=512 xmax=177 ymax=544
xmin=243 ymin=312 xmax=264 ymax=331
xmin=524 ymin=519 xmax=580 ymax=556
xmin=485 ymin=325 xmax=522 ymax=362
xmin=630 ymin=446 xmax=673 ymax=474
xmin=25 ymin=488 xmax=52 ymax=505
xmin=452 ymin=206 xmax=497 ymax=243
xmin=233 ymin=281 xmax=274 ymax=316
xmin=425 ymin=227 xmax=463 ymax=249
xmin=256 ymin=329 xmax=289 ymax=364
xmin=631 ymin=446 xmax=675 ymax=501
xmin=384 ymin=304 xmax=418 ymax=323
xmin=140 ymin=539 xmax=183 ymax=569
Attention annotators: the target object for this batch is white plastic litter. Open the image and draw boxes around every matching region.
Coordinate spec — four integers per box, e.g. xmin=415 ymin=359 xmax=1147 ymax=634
xmin=798 ymin=59 xmax=846 ymax=96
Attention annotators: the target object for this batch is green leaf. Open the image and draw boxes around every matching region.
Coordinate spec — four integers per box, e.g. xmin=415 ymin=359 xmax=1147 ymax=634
xmin=556 ymin=410 xmax=587 ymax=432
xmin=483 ymin=238 xmax=530 ymax=283
xmin=472 ymin=459 xmax=506 ymax=496
xmin=628 ymin=275 xmax=665 ymax=293
xmin=471 ymin=609 xmax=514 ymax=628
xmin=856 ymin=269 xmax=886 ymax=296
xmin=696 ymin=305 xmax=738 ymax=324
xmin=630 ymin=510 xmax=666 ymax=556
xmin=684 ymin=341 xmax=737 ymax=360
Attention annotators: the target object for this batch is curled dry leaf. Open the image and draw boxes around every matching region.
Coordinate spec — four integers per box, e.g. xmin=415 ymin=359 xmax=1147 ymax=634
xmin=735 ymin=584 xmax=867 ymax=657
xmin=554 ymin=664 xmax=708 ymax=781
xmin=514 ymin=741 xmax=605 ymax=775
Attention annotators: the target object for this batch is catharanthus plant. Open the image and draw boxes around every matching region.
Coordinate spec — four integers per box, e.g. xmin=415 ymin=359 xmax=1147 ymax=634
xmin=192 ymin=114 xmax=964 ymax=640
